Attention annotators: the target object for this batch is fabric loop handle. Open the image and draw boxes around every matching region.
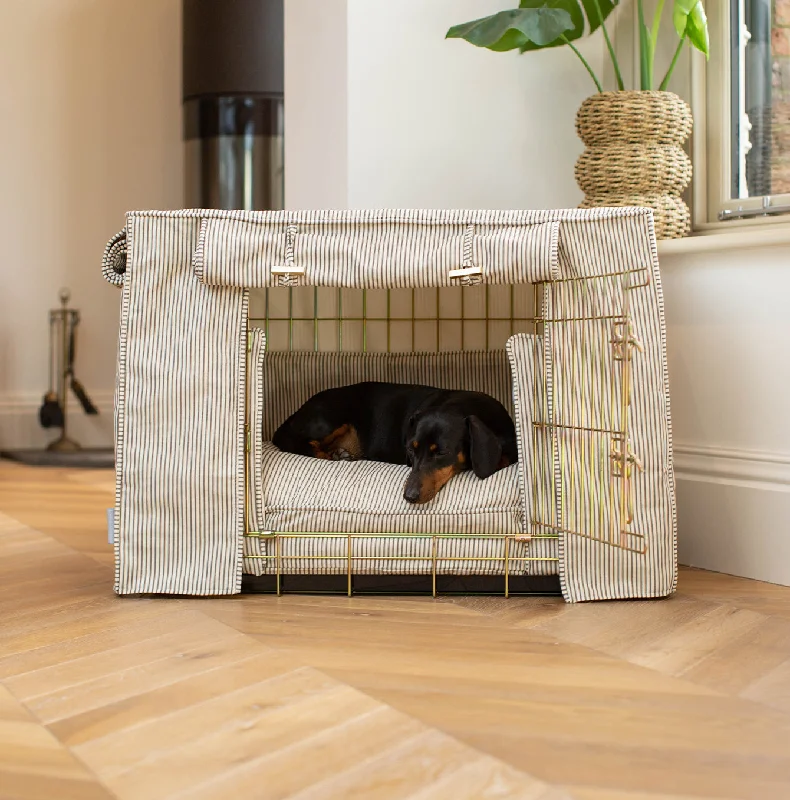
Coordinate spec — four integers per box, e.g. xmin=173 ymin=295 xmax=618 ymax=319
xmin=102 ymin=230 xmax=126 ymax=287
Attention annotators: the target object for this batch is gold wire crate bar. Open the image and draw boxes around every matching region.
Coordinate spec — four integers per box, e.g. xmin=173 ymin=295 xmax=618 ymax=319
xmin=243 ymin=532 xmax=559 ymax=598
xmin=532 ymin=421 xmax=623 ymax=436
xmin=245 ymin=531 xmax=560 ymax=539
xmin=249 ymin=314 xmax=632 ymax=324
xmin=244 ymin=554 xmax=558 ymax=561
xmin=538 ymin=266 xmax=650 ymax=286
xmin=530 ymin=520 xmax=647 ymax=554
xmin=243 ymin=554 xmax=557 ymax=563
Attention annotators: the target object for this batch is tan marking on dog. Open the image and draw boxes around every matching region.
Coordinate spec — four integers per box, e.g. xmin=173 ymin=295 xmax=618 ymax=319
xmin=418 ymin=464 xmax=457 ymax=503
xmin=457 ymin=451 xmax=466 ymax=464
xmin=309 ymin=440 xmax=332 ymax=460
xmin=429 ymin=443 xmax=438 ymax=453
xmin=318 ymin=424 xmax=363 ymax=460
xmin=412 ymin=440 xmax=419 ymax=450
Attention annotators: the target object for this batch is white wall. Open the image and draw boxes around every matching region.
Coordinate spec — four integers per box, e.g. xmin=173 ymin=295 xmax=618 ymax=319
xmin=0 ymin=0 xmax=182 ymax=449
xmin=661 ymin=243 xmax=790 ymax=585
xmin=346 ymin=0 xmax=602 ymax=209
xmin=284 ymin=0 xmax=605 ymax=211
xmin=283 ymin=0 xmax=348 ymax=209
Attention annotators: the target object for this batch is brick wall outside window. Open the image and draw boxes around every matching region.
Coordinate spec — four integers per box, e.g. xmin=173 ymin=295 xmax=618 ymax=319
xmin=772 ymin=0 xmax=790 ymax=191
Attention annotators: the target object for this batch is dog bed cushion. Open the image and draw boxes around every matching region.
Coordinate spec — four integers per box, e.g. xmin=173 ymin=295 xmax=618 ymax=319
xmin=253 ymin=444 xmax=531 ymax=575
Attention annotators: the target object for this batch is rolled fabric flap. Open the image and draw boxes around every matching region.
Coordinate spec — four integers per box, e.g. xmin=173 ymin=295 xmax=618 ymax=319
xmin=102 ymin=230 xmax=126 ymax=287
xmin=191 ymin=211 xmax=562 ymax=288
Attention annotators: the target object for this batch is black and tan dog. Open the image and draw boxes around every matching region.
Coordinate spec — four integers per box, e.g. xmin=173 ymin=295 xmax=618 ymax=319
xmin=272 ymin=382 xmax=518 ymax=504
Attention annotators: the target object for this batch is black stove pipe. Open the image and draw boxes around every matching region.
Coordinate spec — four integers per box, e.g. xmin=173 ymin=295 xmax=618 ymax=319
xmin=182 ymin=0 xmax=284 ymax=210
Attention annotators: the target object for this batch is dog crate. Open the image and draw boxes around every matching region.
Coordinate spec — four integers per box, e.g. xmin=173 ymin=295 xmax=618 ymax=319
xmin=102 ymin=208 xmax=676 ymax=602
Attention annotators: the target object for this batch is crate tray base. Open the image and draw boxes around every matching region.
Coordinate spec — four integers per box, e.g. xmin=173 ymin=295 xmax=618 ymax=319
xmin=241 ymin=572 xmax=562 ymax=596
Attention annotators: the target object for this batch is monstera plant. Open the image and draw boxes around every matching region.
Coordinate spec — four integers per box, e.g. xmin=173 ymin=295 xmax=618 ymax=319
xmin=446 ymin=0 xmax=709 ymax=239
xmin=446 ymin=0 xmax=709 ymax=92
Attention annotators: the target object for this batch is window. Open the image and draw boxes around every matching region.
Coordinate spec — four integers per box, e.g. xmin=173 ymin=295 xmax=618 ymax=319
xmin=698 ymin=0 xmax=790 ymax=224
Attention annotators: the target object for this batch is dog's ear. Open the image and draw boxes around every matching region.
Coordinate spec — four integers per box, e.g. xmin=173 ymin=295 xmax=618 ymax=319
xmin=403 ymin=410 xmax=421 ymax=443
xmin=466 ymin=415 xmax=503 ymax=479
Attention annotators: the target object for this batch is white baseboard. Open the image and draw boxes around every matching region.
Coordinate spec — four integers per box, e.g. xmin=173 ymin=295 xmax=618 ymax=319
xmin=0 ymin=391 xmax=114 ymax=451
xmin=674 ymin=442 xmax=790 ymax=587
xmin=674 ymin=443 xmax=790 ymax=491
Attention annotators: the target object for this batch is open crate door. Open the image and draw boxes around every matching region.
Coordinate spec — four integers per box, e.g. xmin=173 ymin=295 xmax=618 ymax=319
xmin=534 ymin=218 xmax=676 ymax=602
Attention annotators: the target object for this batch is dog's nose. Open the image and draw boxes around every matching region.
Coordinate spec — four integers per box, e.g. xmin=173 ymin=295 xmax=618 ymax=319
xmin=403 ymin=484 xmax=421 ymax=504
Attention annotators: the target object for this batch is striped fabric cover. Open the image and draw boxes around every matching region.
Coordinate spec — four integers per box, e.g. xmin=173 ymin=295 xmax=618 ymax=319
xmin=105 ymin=206 xmax=675 ymax=601
xmin=548 ymin=219 xmax=677 ymax=601
xmin=194 ymin=212 xmax=560 ymax=288
xmin=506 ymin=334 xmax=557 ymax=574
xmin=244 ymin=330 xmax=267 ymax=576
xmin=260 ymin=349 xmax=514 ymax=440
xmin=111 ymin=216 xmax=248 ymax=595
xmin=245 ymin=340 xmax=558 ymax=577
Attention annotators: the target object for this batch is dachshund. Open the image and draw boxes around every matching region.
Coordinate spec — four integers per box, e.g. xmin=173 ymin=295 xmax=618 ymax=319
xmin=271 ymin=381 xmax=518 ymax=504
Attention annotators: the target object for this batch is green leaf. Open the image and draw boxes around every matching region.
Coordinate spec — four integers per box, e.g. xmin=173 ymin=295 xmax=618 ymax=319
xmin=641 ymin=22 xmax=653 ymax=89
xmin=516 ymin=0 xmax=618 ymax=52
xmin=650 ymin=0 xmax=667 ymax=54
xmin=446 ymin=7 xmax=576 ymax=51
xmin=673 ymin=0 xmax=709 ymax=56
xmin=517 ymin=0 xmax=585 ymax=51
xmin=638 ymin=0 xmax=652 ymax=90
xmin=579 ymin=0 xmax=618 ymax=34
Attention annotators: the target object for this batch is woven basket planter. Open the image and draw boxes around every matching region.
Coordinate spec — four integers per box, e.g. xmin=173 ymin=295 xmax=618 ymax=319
xmin=575 ymin=91 xmax=693 ymax=239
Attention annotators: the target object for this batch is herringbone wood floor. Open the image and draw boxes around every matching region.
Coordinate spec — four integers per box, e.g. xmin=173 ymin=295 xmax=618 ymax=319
xmin=2 ymin=460 xmax=790 ymax=799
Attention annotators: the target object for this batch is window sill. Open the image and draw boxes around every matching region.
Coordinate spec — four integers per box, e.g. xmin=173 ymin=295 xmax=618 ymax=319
xmin=657 ymin=223 xmax=790 ymax=256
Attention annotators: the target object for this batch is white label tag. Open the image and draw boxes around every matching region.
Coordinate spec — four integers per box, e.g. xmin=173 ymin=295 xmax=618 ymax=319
xmin=107 ymin=508 xmax=115 ymax=544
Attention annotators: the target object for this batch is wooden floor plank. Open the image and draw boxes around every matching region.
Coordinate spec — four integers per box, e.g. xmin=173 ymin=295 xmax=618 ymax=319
xmin=47 ymin=651 xmax=295 ymax=747
xmin=5 ymin=617 xmax=247 ymax=699
xmin=104 ymin=690 xmax=392 ymax=798
xmin=0 ymin=685 xmax=112 ymax=800
xmin=74 ymin=666 xmax=343 ymax=777
xmin=401 ymin=757 xmax=563 ymax=800
xmin=24 ymin=630 xmax=265 ymax=725
xmin=741 ymin=656 xmax=790 ymax=714
xmin=274 ymin=728 xmax=530 ymax=800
